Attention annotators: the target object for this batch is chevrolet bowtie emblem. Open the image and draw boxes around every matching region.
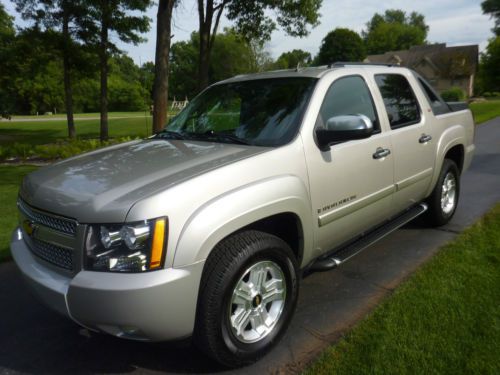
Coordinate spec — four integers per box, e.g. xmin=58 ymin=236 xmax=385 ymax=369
xmin=23 ymin=220 xmax=38 ymax=237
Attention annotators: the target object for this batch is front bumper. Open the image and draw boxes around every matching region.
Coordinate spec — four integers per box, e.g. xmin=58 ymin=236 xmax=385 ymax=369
xmin=11 ymin=228 xmax=204 ymax=341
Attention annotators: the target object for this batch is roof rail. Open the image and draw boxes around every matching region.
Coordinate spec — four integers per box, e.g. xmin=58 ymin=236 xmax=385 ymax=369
xmin=328 ymin=62 xmax=397 ymax=68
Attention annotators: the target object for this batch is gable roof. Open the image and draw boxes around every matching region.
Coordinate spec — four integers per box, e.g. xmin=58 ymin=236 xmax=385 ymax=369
xmin=365 ymin=44 xmax=478 ymax=77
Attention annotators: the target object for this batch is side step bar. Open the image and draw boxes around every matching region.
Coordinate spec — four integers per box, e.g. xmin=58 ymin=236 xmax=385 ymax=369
xmin=309 ymin=203 xmax=428 ymax=273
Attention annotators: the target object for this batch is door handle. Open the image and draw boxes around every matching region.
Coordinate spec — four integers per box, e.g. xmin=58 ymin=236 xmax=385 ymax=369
xmin=373 ymin=147 xmax=391 ymax=159
xmin=419 ymin=134 xmax=432 ymax=143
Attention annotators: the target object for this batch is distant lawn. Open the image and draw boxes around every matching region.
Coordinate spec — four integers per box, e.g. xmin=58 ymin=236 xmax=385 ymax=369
xmin=0 ymin=116 xmax=154 ymax=146
xmin=470 ymin=99 xmax=500 ymax=125
xmin=305 ymin=204 xmax=500 ymax=375
xmin=10 ymin=111 xmax=150 ymax=120
xmin=0 ymin=166 xmax=38 ymax=262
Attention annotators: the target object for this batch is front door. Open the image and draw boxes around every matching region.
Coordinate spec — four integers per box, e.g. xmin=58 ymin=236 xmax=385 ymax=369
xmin=304 ymin=75 xmax=395 ymax=253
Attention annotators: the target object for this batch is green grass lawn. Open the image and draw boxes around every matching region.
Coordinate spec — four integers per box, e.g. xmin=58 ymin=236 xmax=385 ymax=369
xmin=470 ymin=99 xmax=500 ymax=125
xmin=0 ymin=165 xmax=38 ymax=262
xmin=305 ymin=204 xmax=500 ymax=375
xmin=0 ymin=116 xmax=154 ymax=146
xmin=10 ymin=111 xmax=150 ymax=120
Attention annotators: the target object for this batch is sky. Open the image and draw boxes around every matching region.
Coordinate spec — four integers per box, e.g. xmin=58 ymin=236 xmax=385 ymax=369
xmin=4 ymin=0 xmax=495 ymax=65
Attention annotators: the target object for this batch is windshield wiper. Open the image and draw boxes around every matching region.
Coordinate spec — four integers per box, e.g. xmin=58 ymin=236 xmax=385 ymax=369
xmin=155 ymin=130 xmax=185 ymax=140
xmin=188 ymin=131 xmax=251 ymax=145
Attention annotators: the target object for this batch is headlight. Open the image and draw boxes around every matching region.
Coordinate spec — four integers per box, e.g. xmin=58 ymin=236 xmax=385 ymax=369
xmin=85 ymin=217 xmax=167 ymax=272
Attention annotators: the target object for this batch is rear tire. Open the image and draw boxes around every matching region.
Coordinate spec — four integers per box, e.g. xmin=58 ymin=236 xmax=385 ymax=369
xmin=425 ymin=159 xmax=460 ymax=226
xmin=194 ymin=230 xmax=299 ymax=368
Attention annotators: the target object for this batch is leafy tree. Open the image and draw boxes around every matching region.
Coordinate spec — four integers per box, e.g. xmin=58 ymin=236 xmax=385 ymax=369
xmin=274 ymin=49 xmax=312 ymax=69
xmin=363 ymin=9 xmax=429 ymax=54
xmin=478 ymin=37 xmax=500 ymax=92
xmin=140 ymin=61 xmax=155 ymax=102
xmin=77 ymin=0 xmax=152 ymax=141
xmin=196 ymin=0 xmax=322 ymax=90
xmin=0 ymin=3 xmax=15 ymax=37
xmin=152 ymin=0 xmax=176 ymax=133
xmin=7 ymin=28 xmax=64 ymax=114
xmin=0 ymin=4 xmax=16 ymax=115
xmin=482 ymin=0 xmax=500 ymax=36
xmin=314 ymin=28 xmax=365 ymax=65
xmin=12 ymin=0 xmax=87 ymax=138
xmin=169 ymin=29 xmax=268 ymax=99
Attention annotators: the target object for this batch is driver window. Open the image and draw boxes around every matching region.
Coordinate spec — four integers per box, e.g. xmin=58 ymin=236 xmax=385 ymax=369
xmin=317 ymin=76 xmax=379 ymax=131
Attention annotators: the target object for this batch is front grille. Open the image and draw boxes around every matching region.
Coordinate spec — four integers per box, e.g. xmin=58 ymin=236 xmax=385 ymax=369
xmin=30 ymin=238 xmax=73 ymax=271
xmin=18 ymin=199 xmax=77 ymax=236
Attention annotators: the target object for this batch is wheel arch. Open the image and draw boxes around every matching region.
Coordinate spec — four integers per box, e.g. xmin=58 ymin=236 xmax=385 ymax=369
xmin=172 ymin=175 xmax=313 ymax=268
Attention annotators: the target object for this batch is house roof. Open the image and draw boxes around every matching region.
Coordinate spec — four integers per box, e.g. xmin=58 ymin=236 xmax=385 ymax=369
xmin=365 ymin=44 xmax=478 ymax=77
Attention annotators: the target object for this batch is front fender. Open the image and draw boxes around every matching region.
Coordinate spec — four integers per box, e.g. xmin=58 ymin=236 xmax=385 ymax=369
xmin=173 ymin=175 xmax=313 ymax=268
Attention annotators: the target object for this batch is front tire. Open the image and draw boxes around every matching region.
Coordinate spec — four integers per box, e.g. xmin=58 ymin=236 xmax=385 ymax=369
xmin=194 ymin=230 xmax=299 ymax=367
xmin=425 ymin=159 xmax=460 ymax=226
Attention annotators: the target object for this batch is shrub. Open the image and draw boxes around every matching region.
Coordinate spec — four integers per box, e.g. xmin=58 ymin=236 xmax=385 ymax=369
xmin=0 ymin=137 xmax=140 ymax=162
xmin=441 ymin=87 xmax=466 ymax=102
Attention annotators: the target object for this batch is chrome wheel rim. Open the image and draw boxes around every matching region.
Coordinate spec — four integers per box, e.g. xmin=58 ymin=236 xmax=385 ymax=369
xmin=229 ymin=260 xmax=286 ymax=344
xmin=441 ymin=172 xmax=456 ymax=215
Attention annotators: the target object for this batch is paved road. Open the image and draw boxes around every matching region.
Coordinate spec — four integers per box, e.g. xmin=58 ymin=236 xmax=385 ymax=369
xmin=1 ymin=118 xmax=499 ymax=374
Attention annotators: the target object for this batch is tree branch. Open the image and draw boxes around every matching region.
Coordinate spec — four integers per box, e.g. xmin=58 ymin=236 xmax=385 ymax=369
xmin=208 ymin=0 xmax=227 ymax=51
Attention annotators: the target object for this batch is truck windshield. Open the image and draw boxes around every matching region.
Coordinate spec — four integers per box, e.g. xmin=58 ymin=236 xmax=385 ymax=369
xmin=164 ymin=77 xmax=317 ymax=147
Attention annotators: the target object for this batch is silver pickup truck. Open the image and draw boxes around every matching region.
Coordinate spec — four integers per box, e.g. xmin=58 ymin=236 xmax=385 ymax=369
xmin=11 ymin=63 xmax=475 ymax=367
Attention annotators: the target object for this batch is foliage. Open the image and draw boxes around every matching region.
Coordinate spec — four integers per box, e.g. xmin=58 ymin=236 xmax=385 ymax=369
xmin=274 ymin=49 xmax=312 ymax=69
xmin=226 ymin=0 xmax=322 ymax=42
xmin=0 ymin=165 xmax=38 ymax=262
xmin=314 ymin=28 xmax=365 ymax=66
xmin=0 ymin=137 xmax=138 ymax=161
xmin=75 ymin=0 xmax=152 ymax=140
xmin=478 ymin=37 xmax=500 ymax=93
xmin=0 ymin=3 xmax=15 ymax=37
xmin=440 ymin=87 xmax=466 ymax=102
xmin=363 ymin=9 xmax=428 ymax=54
xmin=306 ymin=204 xmax=500 ymax=375
xmin=196 ymin=0 xmax=322 ymax=89
xmin=482 ymin=0 xmax=500 ymax=36
xmin=169 ymin=29 xmax=269 ymax=99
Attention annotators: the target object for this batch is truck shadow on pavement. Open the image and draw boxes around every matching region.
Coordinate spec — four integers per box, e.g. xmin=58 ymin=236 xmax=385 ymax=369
xmin=0 ymin=265 xmax=225 ymax=374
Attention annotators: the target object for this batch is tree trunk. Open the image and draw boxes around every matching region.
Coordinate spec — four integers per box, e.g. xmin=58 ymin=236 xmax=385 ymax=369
xmin=62 ymin=3 xmax=76 ymax=139
xmin=197 ymin=0 xmax=225 ymax=91
xmin=99 ymin=9 xmax=109 ymax=142
xmin=198 ymin=25 xmax=211 ymax=91
xmin=152 ymin=0 xmax=176 ymax=134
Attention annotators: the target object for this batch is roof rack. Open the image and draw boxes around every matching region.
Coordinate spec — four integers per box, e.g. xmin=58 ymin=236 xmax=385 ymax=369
xmin=328 ymin=62 xmax=397 ymax=68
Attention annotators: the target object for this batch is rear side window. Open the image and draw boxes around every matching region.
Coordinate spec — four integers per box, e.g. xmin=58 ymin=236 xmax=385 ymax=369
xmin=375 ymin=74 xmax=420 ymax=129
xmin=417 ymin=77 xmax=450 ymax=116
xmin=317 ymin=75 xmax=379 ymax=131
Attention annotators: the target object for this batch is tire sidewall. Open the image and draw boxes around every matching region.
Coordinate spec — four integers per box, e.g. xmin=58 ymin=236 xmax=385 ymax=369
xmin=432 ymin=159 xmax=460 ymax=223
xmin=220 ymin=246 xmax=298 ymax=359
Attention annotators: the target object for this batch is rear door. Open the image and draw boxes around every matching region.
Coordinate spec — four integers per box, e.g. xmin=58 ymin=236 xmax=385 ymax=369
xmin=373 ymin=73 xmax=436 ymax=213
xmin=304 ymin=74 xmax=394 ymax=253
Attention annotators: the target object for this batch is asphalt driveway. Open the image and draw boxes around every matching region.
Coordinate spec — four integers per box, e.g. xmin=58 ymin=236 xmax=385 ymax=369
xmin=1 ymin=118 xmax=499 ymax=374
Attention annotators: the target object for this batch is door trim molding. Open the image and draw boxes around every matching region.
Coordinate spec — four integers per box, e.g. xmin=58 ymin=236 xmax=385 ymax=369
xmin=395 ymin=167 xmax=433 ymax=191
xmin=318 ymin=184 xmax=395 ymax=227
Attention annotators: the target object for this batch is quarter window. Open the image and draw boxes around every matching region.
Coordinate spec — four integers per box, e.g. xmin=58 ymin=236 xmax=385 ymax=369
xmin=417 ymin=77 xmax=450 ymax=116
xmin=317 ymin=76 xmax=379 ymax=131
xmin=375 ymin=74 xmax=420 ymax=129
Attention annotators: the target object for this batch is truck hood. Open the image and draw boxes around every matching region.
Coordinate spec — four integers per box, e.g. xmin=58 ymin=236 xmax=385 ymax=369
xmin=20 ymin=139 xmax=268 ymax=223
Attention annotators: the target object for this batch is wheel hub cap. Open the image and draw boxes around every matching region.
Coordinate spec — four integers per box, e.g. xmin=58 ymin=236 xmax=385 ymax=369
xmin=441 ymin=172 xmax=456 ymax=215
xmin=229 ymin=260 xmax=286 ymax=344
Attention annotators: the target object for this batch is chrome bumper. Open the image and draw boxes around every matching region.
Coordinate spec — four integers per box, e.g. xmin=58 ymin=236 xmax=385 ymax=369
xmin=11 ymin=228 xmax=204 ymax=341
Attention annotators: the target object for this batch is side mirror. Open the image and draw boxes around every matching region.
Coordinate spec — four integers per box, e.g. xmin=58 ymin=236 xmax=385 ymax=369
xmin=315 ymin=114 xmax=373 ymax=151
